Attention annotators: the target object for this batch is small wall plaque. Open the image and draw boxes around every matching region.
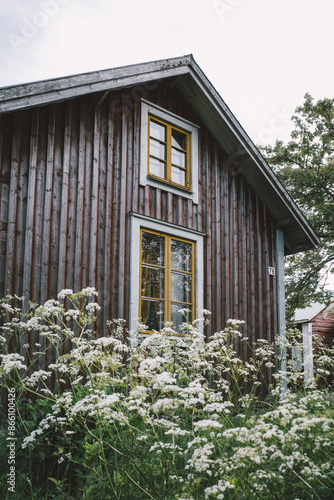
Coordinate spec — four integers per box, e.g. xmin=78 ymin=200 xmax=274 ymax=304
xmin=268 ymin=267 xmax=276 ymax=276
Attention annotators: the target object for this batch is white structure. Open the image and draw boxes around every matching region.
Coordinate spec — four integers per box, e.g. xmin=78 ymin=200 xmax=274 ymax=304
xmin=294 ymin=303 xmax=326 ymax=384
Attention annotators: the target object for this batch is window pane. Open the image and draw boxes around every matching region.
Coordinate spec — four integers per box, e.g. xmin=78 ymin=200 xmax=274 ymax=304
xmin=171 ymin=304 xmax=192 ymax=333
xmin=172 ymin=148 xmax=186 ymax=168
xmin=150 ymin=120 xmax=166 ymax=142
xmin=171 ymin=166 xmax=186 ymax=186
xmin=171 ymin=272 xmax=192 ymax=303
xmin=150 ymin=138 xmax=166 ymax=160
xmin=172 ymin=129 xmax=186 ymax=150
xmin=149 ymin=157 xmax=165 ymax=179
xmin=141 ymin=267 xmax=164 ymax=299
xmin=171 ymin=239 xmax=192 ymax=271
xmin=142 ymin=232 xmax=165 ymax=266
xmin=141 ymin=300 xmax=164 ymax=331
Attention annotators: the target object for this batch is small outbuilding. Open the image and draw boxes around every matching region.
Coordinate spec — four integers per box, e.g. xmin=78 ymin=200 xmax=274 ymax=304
xmin=293 ymin=302 xmax=334 ymax=380
xmin=294 ymin=302 xmax=334 ymax=346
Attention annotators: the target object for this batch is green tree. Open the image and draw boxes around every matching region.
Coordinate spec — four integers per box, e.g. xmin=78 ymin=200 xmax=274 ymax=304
xmin=261 ymin=93 xmax=334 ymax=319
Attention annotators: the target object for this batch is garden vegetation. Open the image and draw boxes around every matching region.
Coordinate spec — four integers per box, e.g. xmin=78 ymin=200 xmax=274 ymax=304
xmin=0 ymin=289 xmax=334 ymax=499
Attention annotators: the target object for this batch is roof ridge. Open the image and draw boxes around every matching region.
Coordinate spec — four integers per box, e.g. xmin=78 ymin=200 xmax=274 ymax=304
xmin=0 ymin=54 xmax=194 ymax=93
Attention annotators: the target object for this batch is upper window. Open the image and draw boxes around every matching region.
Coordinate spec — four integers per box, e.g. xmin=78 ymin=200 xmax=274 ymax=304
xmin=148 ymin=117 xmax=191 ymax=190
xmin=140 ymin=229 xmax=195 ymax=333
xmin=140 ymin=100 xmax=199 ymax=203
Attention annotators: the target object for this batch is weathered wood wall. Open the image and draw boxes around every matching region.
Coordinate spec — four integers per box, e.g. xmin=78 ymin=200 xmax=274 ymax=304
xmin=312 ymin=310 xmax=334 ymax=345
xmin=0 ymin=78 xmax=278 ymax=349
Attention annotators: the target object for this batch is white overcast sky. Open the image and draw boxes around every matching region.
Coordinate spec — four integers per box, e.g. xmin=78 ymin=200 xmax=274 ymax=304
xmin=0 ymin=0 xmax=333 ymax=146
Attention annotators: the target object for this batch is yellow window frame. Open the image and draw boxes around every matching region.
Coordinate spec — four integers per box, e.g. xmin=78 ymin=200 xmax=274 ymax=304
xmin=148 ymin=115 xmax=191 ymax=190
xmin=139 ymin=228 xmax=196 ymax=334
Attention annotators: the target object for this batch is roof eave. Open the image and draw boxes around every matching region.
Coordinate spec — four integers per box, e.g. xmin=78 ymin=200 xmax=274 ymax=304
xmin=175 ymin=62 xmax=319 ymax=253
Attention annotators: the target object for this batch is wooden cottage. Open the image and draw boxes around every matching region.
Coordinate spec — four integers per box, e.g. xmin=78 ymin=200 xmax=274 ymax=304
xmin=0 ymin=55 xmax=319 ymax=349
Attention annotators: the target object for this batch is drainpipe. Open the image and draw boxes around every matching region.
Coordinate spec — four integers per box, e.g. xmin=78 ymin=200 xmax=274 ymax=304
xmin=276 ymin=229 xmax=287 ymax=397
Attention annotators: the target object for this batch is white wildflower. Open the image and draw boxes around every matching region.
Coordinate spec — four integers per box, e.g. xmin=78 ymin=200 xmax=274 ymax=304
xmin=64 ymin=309 xmax=80 ymax=320
xmin=153 ymin=398 xmax=181 ymax=412
xmin=204 ymin=480 xmax=235 ymax=500
xmin=57 ymin=289 xmax=74 ymax=299
xmin=22 ymin=428 xmax=43 ymax=448
xmin=227 ymin=319 xmax=245 ymax=326
xmin=186 ymin=443 xmax=215 ymax=474
xmin=194 ymin=419 xmax=223 ymax=431
xmin=23 ymin=370 xmax=51 ymax=387
xmin=81 ymin=287 xmax=98 ymax=297
xmin=178 ymin=307 xmax=191 ymax=316
xmin=0 ymin=353 xmax=27 ymax=374
xmin=96 ymin=394 xmax=120 ymax=408
xmin=152 ymin=371 xmax=179 ymax=392
xmin=86 ymin=302 xmax=101 ymax=312
xmin=165 ymin=427 xmax=189 ymax=436
xmin=37 ymin=299 xmax=62 ymax=317
xmin=203 ymin=401 xmax=234 ymax=413
xmin=25 ymin=316 xmax=41 ymax=330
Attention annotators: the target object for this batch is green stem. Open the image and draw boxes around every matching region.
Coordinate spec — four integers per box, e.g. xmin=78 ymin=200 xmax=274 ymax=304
xmin=99 ymin=429 xmax=120 ymax=500
xmin=123 ymin=470 xmax=155 ymax=499
xmin=288 ymin=465 xmax=322 ymax=500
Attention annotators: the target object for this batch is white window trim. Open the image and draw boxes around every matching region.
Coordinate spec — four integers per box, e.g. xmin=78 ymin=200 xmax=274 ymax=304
xmin=140 ymin=99 xmax=199 ymax=204
xmin=129 ymin=212 xmax=204 ymax=334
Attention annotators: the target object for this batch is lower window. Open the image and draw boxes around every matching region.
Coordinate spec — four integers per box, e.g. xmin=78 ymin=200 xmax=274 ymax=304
xmin=140 ymin=229 xmax=195 ymax=333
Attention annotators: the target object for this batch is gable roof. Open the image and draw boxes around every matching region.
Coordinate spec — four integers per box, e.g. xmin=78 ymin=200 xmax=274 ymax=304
xmin=0 ymin=54 xmax=319 ymax=254
xmin=294 ymin=301 xmax=334 ymax=323
xmin=294 ymin=303 xmax=327 ymax=323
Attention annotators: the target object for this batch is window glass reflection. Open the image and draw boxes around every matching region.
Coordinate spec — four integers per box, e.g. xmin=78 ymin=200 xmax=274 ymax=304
xmin=171 ymin=239 xmax=192 ymax=271
xmin=142 ymin=232 xmax=165 ymax=266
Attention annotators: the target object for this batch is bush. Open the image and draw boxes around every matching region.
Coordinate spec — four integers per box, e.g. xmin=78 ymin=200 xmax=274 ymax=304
xmin=0 ymin=289 xmax=334 ymax=499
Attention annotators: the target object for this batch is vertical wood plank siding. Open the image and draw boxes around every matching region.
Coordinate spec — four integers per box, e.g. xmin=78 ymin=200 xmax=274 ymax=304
xmin=0 ymin=82 xmax=278 ymax=357
xmin=311 ymin=311 xmax=334 ymax=345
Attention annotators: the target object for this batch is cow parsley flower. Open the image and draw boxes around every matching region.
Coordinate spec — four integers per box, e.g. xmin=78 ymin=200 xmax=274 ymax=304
xmin=194 ymin=419 xmax=223 ymax=431
xmin=23 ymin=370 xmax=51 ymax=387
xmin=86 ymin=302 xmax=101 ymax=312
xmin=204 ymin=480 xmax=235 ymax=500
xmin=81 ymin=287 xmax=98 ymax=297
xmin=57 ymin=289 xmax=74 ymax=299
xmin=186 ymin=443 xmax=215 ymax=474
xmin=1 ymin=302 xmax=14 ymax=314
xmin=64 ymin=309 xmax=80 ymax=320
xmin=0 ymin=353 xmax=27 ymax=375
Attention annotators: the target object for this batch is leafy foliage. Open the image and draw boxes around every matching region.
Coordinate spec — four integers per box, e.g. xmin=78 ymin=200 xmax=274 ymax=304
xmin=1 ymin=290 xmax=334 ymax=499
xmin=261 ymin=93 xmax=334 ymax=318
